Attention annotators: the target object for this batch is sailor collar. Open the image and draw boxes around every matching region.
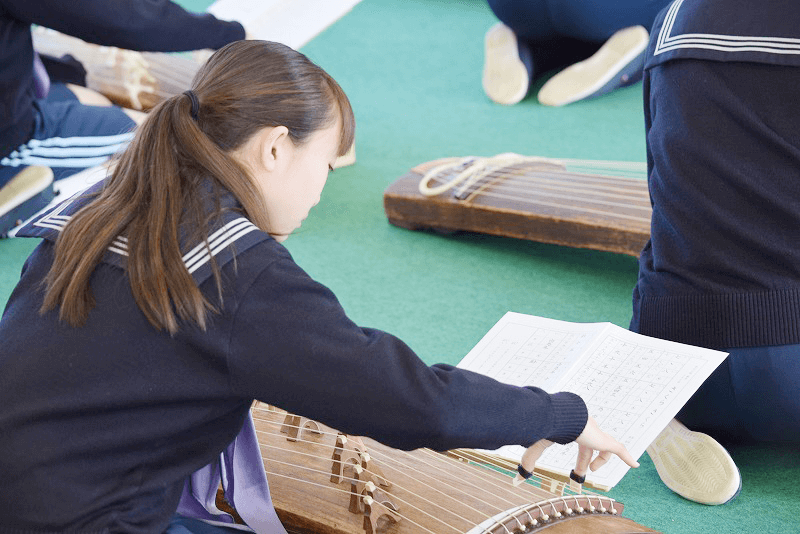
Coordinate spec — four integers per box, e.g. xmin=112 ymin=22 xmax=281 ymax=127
xmin=14 ymin=179 xmax=271 ymax=286
xmin=647 ymin=0 xmax=800 ymax=69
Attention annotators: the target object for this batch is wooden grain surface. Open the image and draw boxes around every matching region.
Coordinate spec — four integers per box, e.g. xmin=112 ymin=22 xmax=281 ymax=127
xmin=384 ymin=159 xmax=651 ymax=257
xmin=32 ymin=28 xmax=201 ymax=110
xmin=250 ymin=405 xmax=660 ymax=534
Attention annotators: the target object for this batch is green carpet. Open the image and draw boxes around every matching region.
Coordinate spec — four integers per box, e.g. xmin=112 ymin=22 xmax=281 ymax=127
xmin=2 ymin=0 xmax=798 ymax=532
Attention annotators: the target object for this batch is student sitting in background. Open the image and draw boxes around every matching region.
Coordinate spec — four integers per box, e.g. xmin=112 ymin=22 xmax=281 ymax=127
xmin=634 ymin=0 xmax=800 ymax=506
xmin=482 ymin=0 xmax=670 ymax=106
xmin=0 ymin=0 xmax=246 ymax=236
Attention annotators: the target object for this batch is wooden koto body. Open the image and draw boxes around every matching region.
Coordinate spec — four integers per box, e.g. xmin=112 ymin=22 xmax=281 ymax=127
xmin=245 ymin=404 xmax=659 ymax=534
xmin=32 ymin=28 xmax=203 ymax=111
xmin=383 ymin=158 xmax=652 ymax=257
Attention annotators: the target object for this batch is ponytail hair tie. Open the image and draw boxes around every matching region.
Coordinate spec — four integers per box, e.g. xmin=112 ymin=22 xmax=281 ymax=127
xmin=183 ymin=90 xmax=200 ymax=121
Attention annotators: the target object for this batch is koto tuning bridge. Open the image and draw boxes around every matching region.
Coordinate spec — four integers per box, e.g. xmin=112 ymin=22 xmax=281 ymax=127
xmin=280 ymin=413 xmax=322 ymax=442
xmin=329 ymin=433 xmax=399 ymax=532
xmin=363 ymin=487 xmax=401 ymax=534
xmin=250 ymin=405 xmax=656 ymax=534
xmin=330 ymin=434 xmax=390 ymax=489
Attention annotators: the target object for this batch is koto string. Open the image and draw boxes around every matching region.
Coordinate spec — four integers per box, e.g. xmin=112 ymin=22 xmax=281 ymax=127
xmin=252 ymin=407 xmax=583 ymax=533
xmin=260 ymin=453 xmax=463 ymax=533
xmin=362 ymin=443 xmax=509 ymax=518
xmin=418 ymin=155 xmax=645 ymax=197
xmin=429 ymin=168 xmax=649 ymax=199
xmin=433 ymin=449 xmax=566 ymax=503
xmin=142 ymin=53 xmax=200 ymax=77
xmin=408 ymin=447 xmax=552 ymax=507
xmin=262 ymin=470 xmax=443 ymax=534
xmin=252 ymin=407 xmax=575 ymax=491
xmin=430 ymin=451 xmax=588 ymax=530
xmin=448 ymin=448 xmax=585 ymax=498
xmin=250 ymin=420 xmax=503 ymax=527
xmin=444 ymin=170 xmax=649 ymax=201
xmin=442 ymin=168 xmax=649 ymax=209
xmin=251 ymin=405 xmax=577 ymax=498
xmin=250 ymin=420 xmax=471 ymax=532
xmin=390 ymin=449 xmax=531 ymax=533
xmin=424 ymin=166 xmax=649 ymax=216
xmin=253 ymin=432 xmax=464 ymax=532
xmin=250 ymin=413 xmax=496 ymax=510
xmin=251 ymin=407 xmax=547 ymax=532
xmin=457 ymin=180 xmax=650 ymax=221
xmin=464 ymin=190 xmax=649 ymax=223
xmin=351 ymin=444 xmax=533 ymax=533
xmin=419 ymin=164 xmax=650 ymax=225
xmin=454 ymin=168 xmax=650 ymax=199
xmin=252 ymin=409 xmax=551 ymax=504
xmin=98 ymin=53 xmax=200 ymax=100
xmin=418 ymin=154 xmax=551 ymax=197
xmin=419 ymin=155 xmax=646 ymax=203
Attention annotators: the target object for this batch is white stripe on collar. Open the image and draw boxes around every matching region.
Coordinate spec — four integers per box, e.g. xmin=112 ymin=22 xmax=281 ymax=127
xmin=655 ymin=0 xmax=800 ymax=56
xmin=34 ymin=213 xmax=259 ymax=273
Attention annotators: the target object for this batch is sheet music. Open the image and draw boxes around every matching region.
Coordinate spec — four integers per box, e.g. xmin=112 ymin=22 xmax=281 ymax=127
xmin=458 ymin=312 xmax=728 ymax=489
xmin=458 ymin=316 xmax=602 ymax=393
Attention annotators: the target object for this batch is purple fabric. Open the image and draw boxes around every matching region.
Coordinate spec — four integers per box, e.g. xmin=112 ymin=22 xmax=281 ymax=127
xmin=32 ymin=52 xmax=50 ymax=99
xmin=177 ymin=413 xmax=287 ymax=533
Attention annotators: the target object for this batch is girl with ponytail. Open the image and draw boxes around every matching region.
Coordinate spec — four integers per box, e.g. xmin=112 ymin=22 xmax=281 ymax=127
xmin=0 ymin=40 xmax=633 ymax=533
xmin=42 ymin=39 xmax=354 ymax=335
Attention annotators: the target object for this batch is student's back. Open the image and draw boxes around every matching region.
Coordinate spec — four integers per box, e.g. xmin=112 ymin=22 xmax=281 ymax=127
xmin=0 ymin=193 xmax=262 ymax=530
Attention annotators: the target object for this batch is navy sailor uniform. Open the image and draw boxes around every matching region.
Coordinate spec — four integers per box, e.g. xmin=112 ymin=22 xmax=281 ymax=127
xmin=0 ymin=0 xmax=245 ymax=162
xmin=0 ymin=183 xmax=587 ymax=532
xmin=632 ymin=0 xmax=800 ymax=349
xmin=631 ymin=0 xmax=800 ymax=443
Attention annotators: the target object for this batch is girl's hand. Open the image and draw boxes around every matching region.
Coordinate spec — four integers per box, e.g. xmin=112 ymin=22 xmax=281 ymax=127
xmin=514 ymin=417 xmax=639 ymax=485
xmin=573 ymin=416 xmax=639 ymax=477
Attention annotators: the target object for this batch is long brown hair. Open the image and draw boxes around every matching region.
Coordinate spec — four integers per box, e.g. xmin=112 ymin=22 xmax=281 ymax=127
xmin=41 ymin=40 xmax=355 ymax=334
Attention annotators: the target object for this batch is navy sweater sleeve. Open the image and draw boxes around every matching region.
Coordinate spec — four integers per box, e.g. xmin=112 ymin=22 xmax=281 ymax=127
xmin=227 ymin=252 xmax=587 ymax=452
xmin=1 ymin=0 xmax=244 ymax=51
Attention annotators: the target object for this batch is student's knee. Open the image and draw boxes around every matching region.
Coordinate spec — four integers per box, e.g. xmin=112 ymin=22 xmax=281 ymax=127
xmin=66 ymin=84 xmax=113 ymax=107
xmin=66 ymin=84 xmax=145 ymax=125
xmin=122 ymin=108 xmax=147 ymax=126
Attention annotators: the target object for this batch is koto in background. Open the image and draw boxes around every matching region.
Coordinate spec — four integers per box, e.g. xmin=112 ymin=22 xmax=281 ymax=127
xmin=1 ymin=0 xmax=798 ymax=532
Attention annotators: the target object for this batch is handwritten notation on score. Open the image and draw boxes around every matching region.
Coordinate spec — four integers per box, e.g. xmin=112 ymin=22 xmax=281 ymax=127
xmin=457 ymin=312 xmax=728 ymax=489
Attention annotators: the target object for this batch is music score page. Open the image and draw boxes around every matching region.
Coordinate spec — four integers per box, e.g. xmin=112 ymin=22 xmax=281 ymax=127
xmin=457 ymin=312 xmax=728 ymax=490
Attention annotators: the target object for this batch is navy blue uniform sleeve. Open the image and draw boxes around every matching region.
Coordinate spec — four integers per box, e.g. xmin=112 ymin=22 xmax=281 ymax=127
xmin=2 ymin=0 xmax=244 ymax=51
xmin=227 ymin=256 xmax=587 ymax=451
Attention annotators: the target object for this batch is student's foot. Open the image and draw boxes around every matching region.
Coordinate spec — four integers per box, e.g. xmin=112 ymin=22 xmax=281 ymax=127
xmin=0 ymin=166 xmax=55 ymax=238
xmin=537 ymin=25 xmax=649 ymax=107
xmin=482 ymin=23 xmax=533 ymax=106
xmin=646 ymin=419 xmax=741 ymax=505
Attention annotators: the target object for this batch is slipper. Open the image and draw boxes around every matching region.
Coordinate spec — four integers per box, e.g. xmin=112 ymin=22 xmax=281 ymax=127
xmin=538 ymin=25 xmax=649 ymax=107
xmin=482 ymin=23 xmax=533 ymax=106
xmin=646 ymin=419 xmax=741 ymax=505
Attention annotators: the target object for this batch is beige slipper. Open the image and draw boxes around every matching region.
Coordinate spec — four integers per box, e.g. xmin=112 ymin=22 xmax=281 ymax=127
xmin=538 ymin=25 xmax=649 ymax=107
xmin=646 ymin=419 xmax=741 ymax=505
xmin=482 ymin=23 xmax=530 ymax=106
